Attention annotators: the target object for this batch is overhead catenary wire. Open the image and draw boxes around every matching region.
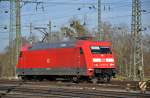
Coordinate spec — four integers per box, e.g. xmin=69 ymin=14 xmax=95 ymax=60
xmin=1 ymin=0 xmax=149 ymax=10
xmin=18 ymin=1 xmax=149 ymax=17
xmin=1 ymin=0 xmax=149 ymax=19
xmin=0 ymin=11 xmax=149 ymax=30
xmin=0 ymin=0 xmax=150 ymax=30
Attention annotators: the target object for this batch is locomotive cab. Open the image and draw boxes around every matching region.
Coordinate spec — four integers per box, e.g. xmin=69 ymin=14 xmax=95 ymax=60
xmin=90 ymin=45 xmax=116 ymax=82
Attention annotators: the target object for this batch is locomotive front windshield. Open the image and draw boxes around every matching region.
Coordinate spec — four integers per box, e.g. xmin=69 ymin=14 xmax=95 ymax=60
xmin=90 ymin=46 xmax=112 ymax=54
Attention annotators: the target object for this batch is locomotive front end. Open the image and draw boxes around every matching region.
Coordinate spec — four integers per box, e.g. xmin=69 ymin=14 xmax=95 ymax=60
xmin=90 ymin=44 xmax=116 ymax=82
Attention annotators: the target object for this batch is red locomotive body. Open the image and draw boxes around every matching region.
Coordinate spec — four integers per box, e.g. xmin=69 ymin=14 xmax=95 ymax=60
xmin=17 ymin=40 xmax=116 ymax=82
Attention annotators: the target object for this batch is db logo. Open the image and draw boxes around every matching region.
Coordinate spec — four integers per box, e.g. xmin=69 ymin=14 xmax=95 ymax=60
xmin=101 ymin=58 xmax=106 ymax=62
xmin=46 ymin=58 xmax=51 ymax=63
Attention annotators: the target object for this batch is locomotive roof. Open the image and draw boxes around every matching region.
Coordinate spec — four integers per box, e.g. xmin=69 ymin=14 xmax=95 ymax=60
xmin=26 ymin=40 xmax=112 ymax=51
xmin=29 ymin=41 xmax=76 ymax=50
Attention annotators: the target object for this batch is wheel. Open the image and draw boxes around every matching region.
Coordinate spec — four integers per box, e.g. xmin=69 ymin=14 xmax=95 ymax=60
xmin=38 ymin=77 xmax=43 ymax=81
xmin=91 ymin=78 xmax=98 ymax=84
xmin=107 ymin=75 xmax=111 ymax=82
xmin=72 ymin=77 xmax=79 ymax=83
xmin=21 ymin=76 xmax=29 ymax=81
xmin=102 ymin=74 xmax=111 ymax=83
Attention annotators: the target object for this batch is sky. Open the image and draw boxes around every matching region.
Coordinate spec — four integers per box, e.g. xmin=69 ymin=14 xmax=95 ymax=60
xmin=0 ymin=0 xmax=150 ymax=52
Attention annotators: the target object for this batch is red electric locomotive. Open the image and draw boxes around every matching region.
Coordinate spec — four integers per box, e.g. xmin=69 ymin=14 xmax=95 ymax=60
xmin=17 ymin=39 xmax=116 ymax=83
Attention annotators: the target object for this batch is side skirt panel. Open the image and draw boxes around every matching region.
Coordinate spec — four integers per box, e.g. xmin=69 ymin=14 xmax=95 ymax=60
xmin=17 ymin=68 xmax=87 ymax=76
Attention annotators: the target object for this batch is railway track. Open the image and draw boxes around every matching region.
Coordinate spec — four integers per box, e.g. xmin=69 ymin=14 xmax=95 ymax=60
xmin=0 ymin=79 xmax=150 ymax=98
xmin=1 ymin=86 xmax=150 ymax=98
xmin=0 ymin=79 xmax=149 ymax=91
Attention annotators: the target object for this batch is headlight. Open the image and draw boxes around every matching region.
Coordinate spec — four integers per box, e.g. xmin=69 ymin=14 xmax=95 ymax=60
xmin=106 ymin=58 xmax=114 ymax=62
xmin=93 ymin=58 xmax=101 ymax=62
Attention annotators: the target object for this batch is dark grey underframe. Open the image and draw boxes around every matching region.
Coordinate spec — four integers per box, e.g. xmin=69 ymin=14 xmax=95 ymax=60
xmin=17 ymin=68 xmax=87 ymax=76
